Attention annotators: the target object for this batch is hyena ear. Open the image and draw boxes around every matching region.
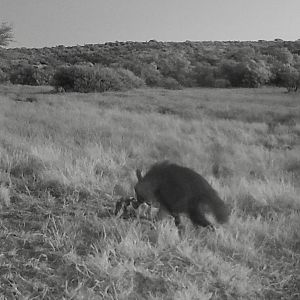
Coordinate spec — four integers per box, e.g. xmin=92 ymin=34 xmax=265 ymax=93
xmin=136 ymin=169 xmax=143 ymax=181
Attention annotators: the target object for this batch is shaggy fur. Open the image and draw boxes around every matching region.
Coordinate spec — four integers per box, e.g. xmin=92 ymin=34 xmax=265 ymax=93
xmin=134 ymin=161 xmax=230 ymax=228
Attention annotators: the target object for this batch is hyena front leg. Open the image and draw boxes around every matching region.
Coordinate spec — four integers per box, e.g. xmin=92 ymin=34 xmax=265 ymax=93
xmin=157 ymin=207 xmax=183 ymax=229
xmin=156 ymin=205 xmax=169 ymax=221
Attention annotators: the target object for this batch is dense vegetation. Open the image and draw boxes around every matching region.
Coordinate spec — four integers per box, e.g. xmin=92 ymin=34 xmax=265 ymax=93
xmin=0 ymin=85 xmax=299 ymax=298
xmin=1 ymin=39 xmax=300 ymax=92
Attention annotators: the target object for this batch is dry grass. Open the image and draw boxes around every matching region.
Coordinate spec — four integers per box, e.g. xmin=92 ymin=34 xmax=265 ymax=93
xmin=0 ymin=84 xmax=299 ymax=299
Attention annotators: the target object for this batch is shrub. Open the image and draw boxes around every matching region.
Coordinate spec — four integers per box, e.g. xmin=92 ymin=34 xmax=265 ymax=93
xmin=9 ymin=65 xmax=38 ymax=85
xmin=35 ymin=66 xmax=55 ymax=85
xmin=52 ymin=66 xmax=77 ymax=91
xmin=272 ymin=64 xmax=299 ymax=92
xmin=193 ymin=63 xmax=217 ymax=87
xmin=140 ymin=64 xmax=163 ymax=87
xmin=158 ymin=53 xmax=192 ymax=85
xmin=214 ymin=79 xmax=231 ymax=88
xmin=115 ymin=68 xmax=145 ymax=89
xmin=220 ymin=60 xmax=271 ymax=88
xmin=160 ymin=77 xmax=182 ymax=90
xmin=9 ymin=64 xmax=53 ymax=86
xmin=52 ymin=65 xmax=144 ymax=92
xmin=0 ymin=69 xmax=7 ymax=83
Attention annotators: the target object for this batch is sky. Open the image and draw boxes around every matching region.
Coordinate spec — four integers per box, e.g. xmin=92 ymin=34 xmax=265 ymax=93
xmin=1 ymin=0 xmax=300 ymax=48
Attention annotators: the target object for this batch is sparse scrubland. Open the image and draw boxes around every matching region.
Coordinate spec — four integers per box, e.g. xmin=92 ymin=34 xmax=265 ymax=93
xmin=0 ymin=84 xmax=299 ymax=299
xmin=2 ymin=40 xmax=300 ymax=92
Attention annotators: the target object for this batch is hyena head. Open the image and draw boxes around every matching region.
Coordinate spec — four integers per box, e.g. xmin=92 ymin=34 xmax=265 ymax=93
xmin=134 ymin=169 xmax=157 ymax=207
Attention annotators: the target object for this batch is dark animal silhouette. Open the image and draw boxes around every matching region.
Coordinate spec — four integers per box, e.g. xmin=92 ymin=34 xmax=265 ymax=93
xmin=134 ymin=161 xmax=229 ymax=229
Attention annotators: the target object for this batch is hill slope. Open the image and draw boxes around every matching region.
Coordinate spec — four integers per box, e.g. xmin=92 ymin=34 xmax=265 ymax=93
xmin=0 ymin=85 xmax=299 ymax=298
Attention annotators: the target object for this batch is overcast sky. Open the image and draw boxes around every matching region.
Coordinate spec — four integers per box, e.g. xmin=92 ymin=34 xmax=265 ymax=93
xmin=1 ymin=0 xmax=299 ymax=48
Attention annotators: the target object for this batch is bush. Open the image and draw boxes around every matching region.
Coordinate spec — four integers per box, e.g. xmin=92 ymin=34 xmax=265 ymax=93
xmin=272 ymin=64 xmax=299 ymax=91
xmin=140 ymin=64 xmax=163 ymax=87
xmin=158 ymin=53 xmax=192 ymax=85
xmin=35 ymin=66 xmax=55 ymax=85
xmin=9 ymin=64 xmax=53 ymax=86
xmin=51 ymin=66 xmax=76 ymax=91
xmin=0 ymin=69 xmax=7 ymax=83
xmin=214 ymin=79 xmax=231 ymax=88
xmin=220 ymin=60 xmax=271 ymax=88
xmin=9 ymin=65 xmax=38 ymax=85
xmin=52 ymin=65 xmax=144 ymax=92
xmin=193 ymin=63 xmax=217 ymax=87
xmin=115 ymin=68 xmax=145 ymax=89
xmin=160 ymin=77 xmax=182 ymax=90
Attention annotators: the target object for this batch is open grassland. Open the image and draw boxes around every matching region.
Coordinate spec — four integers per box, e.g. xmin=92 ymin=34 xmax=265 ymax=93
xmin=0 ymin=84 xmax=299 ymax=299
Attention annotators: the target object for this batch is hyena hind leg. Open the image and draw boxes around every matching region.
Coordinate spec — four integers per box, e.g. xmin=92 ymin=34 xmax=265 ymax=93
xmin=188 ymin=209 xmax=214 ymax=230
xmin=173 ymin=214 xmax=181 ymax=227
xmin=172 ymin=213 xmax=186 ymax=236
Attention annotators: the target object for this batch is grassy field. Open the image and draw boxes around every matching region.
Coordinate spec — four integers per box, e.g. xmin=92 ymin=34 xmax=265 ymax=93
xmin=0 ymin=84 xmax=299 ymax=299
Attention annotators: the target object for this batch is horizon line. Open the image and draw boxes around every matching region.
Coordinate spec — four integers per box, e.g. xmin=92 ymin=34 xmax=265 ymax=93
xmin=6 ymin=38 xmax=300 ymax=50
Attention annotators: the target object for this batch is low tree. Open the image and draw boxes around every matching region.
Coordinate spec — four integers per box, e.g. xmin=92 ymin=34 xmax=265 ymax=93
xmin=243 ymin=60 xmax=271 ymax=87
xmin=9 ymin=64 xmax=39 ymax=85
xmin=268 ymin=47 xmax=293 ymax=65
xmin=193 ymin=62 xmax=217 ymax=87
xmin=0 ymin=23 xmax=13 ymax=47
xmin=275 ymin=65 xmax=299 ymax=92
xmin=140 ymin=64 xmax=163 ymax=87
xmin=226 ymin=46 xmax=256 ymax=62
xmin=220 ymin=59 xmax=271 ymax=88
xmin=157 ymin=52 xmax=192 ymax=85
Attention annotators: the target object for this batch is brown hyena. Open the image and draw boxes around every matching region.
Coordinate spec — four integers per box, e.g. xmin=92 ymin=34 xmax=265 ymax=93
xmin=134 ymin=161 xmax=230 ymax=229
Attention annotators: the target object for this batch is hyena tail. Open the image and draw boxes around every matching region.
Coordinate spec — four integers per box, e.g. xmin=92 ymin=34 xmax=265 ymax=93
xmin=199 ymin=193 xmax=230 ymax=224
xmin=187 ymin=193 xmax=229 ymax=228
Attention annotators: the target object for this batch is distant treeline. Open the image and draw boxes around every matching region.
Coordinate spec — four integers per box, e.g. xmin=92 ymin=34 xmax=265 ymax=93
xmin=1 ymin=39 xmax=300 ymax=92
